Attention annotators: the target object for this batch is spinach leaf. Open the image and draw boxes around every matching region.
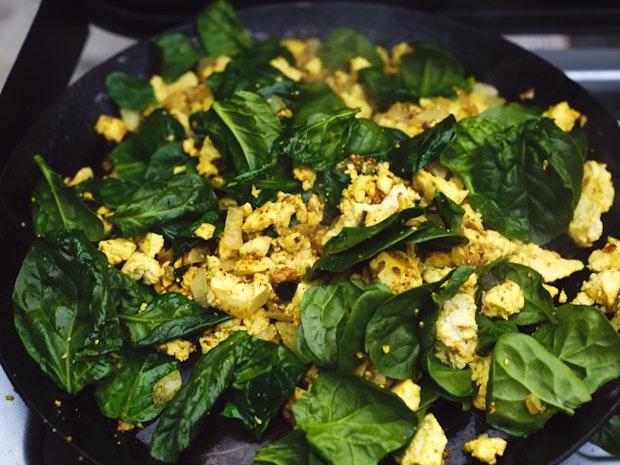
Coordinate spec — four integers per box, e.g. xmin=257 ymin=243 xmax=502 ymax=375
xmin=144 ymin=142 xmax=189 ymax=181
xmin=109 ymin=267 xmax=155 ymax=315
xmin=95 ymin=352 xmax=179 ymax=422
xmin=196 ymin=0 xmax=250 ymax=58
xmin=297 ymin=280 xmax=391 ymax=371
xmin=220 ymin=338 xmax=306 ymax=437
xmin=388 ymin=115 xmax=455 ymax=176
xmin=346 ymin=118 xmax=408 ymax=159
xmin=425 ymin=353 xmax=473 ymax=398
xmin=109 ymin=174 xmax=217 ymax=236
xmin=207 ymin=39 xmax=296 ymax=100
xmin=150 ymin=332 xmax=303 ymax=463
xmin=358 ymin=66 xmax=414 ymax=109
xmin=206 ymin=91 xmax=281 ymax=173
xmin=160 ymin=211 xmax=222 ymax=248
xmin=533 ymin=304 xmax=620 ymax=393
xmin=313 ymin=168 xmax=350 ymax=220
xmin=306 ymin=206 xmax=465 ymax=280
xmin=318 ymin=27 xmax=382 ymax=71
xmin=31 ymin=155 xmax=104 ymax=241
xmin=156 ymin=33 xmax=199 ymax=82
xmin=254 ymin=430 xmax=326 ymax=465
xmin=105 ymin=71 xmax=157 ymax=111
xmin=487 ymin=333 xmax=592 ymax=436
xmin=118 ymin=292 xmax=231 ymax=347
xmin=400 ymin=42 xmax=466 ymax=98
xmin=476 ymin=314 xmax=517 ymax=355
xmin=364 ymin=284 xmax=434 ymax=379
xmin=591 ymin=415 xmax=620 ymax=455
xmin=292 ymin=372 xmax=417 ymax=465
xmin=279 ymin=108 xmax=358 ymax=172
xmin=433 ymin=191 xmax=464 ymax=232
xmin=12 ymin=230 xmax=122 ymax=394
xmin=476 ymin=260 xmax=556 ymax=325
xmin=441 ymin=110 xmax=583 ymax=244
xmin=292 ymin=83 xmax=345 ymax=127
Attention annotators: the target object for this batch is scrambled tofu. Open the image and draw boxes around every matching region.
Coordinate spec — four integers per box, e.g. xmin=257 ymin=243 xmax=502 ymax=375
xmin=138 ymin=232 xmax=164 ymax=258
xmin=242 ymin=193 xmax=306 ymax=234
xmin=239 ymin=236 xmax=272 ymax=257
xmin=199 ymin=320 xmax=246 ymax=353
xmin=576 ymin=270 xmax=620 ymax=311
xmin=435 ymin=293 xmax=478 ymax=369
xmin=219 ymin=206 xmax=244 ymax=260
xmin=470 ymin=355 xmax=491 ymax=410
xmin=292 ymin=165 xmax=317 ymax=191
xmin=65 ymin=167 xmax=94 ymax=187
xmin=589 ymin=236 xmax=620 ymax=272
xmin=269 ymin=56 xmax=303 ymax=82
xmin=98 ymin=238 xmax=136 ymax=265
xmin=569 ymin=161 xmax=614 ymax=247
xmin=157 ymin=339 xmax=196 ymax=362
xmin=207 ymin=269 xmax=272 ymax=318
xmin=325 ymin=70 xmax=372 ymax=118
xmin=391 ymin=379 xmax=421 ymax=412
xmin=464 ymin=434 xmax=507 ymax=465
xmin=400 ymin=414 xmax=447 ymax=465
xmin=481 ymin=280 xmax=525 ymax=320
xmin=369 ymin=250 xmax=423 ymax=293
xmin=509 ymin=243 xmax=584 ymax=283
xmin=412 ymin=169 xmax=468 ymax=205
xmin=195 ymin=223 xmax=216 ymax=240
xmin=95 ymin=115 xmax=127 ymax=143
xmin=542 ymin=101 xmax=583 ymax=132
xmin=121 ymin=251 xmax=163 ymax=285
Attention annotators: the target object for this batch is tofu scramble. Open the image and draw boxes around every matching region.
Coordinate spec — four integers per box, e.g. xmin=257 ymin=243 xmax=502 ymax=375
xmin=14 ymin=1 xmax=620 ymax=464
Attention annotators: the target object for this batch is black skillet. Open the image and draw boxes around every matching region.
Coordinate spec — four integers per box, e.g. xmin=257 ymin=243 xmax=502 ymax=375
xmin=0 ymin=2 xmax=619 ymax=465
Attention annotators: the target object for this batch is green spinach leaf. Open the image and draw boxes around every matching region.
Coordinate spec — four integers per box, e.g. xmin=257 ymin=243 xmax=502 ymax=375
xmin=533 ymin=304 xmax=620 ymax=393
xmin=292 ymin=82 xmax=345 ymax=127
xmin=109 ymin=174 xmax=217 ymax=236
xmin=318 ymin=27 xmax=382 ymax=70
xmin=118 ymin=292 xmax=231 ymax=347
xmin=476 ymin=314 xmax=518 ymax=355
xmin=105 ymin=71 xmax=157 ymax=111
xmin=591 ymin=415 xmax=620 ymax=455
xmin=358 ymin=66 xmax=414 ymax=109
xmin=31 ymin=155 xmax=104 ymax=241
xmin=346 ymin=118 xmax=408 ymax=159
xmin=156 ymin=33 xmax=199 ymax=82
xmin=95 ymin=352 xmax=179 ymax=422
xmin=196 ymin=0 xmax=250 ymax=58
xmin=144 ymin=142 xmax=189 ymax=181
xmin=292 ymin=372 xmax=417 ymax=465
xmin=487 ymin=333 xmax=592 ymax=436
xmin=254 ymin=430 xmax=326 ymax=465
xmin=12 ymin=230 xmax=122 ymax=394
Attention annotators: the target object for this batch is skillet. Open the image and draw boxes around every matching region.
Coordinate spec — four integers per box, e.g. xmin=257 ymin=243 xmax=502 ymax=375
xmin=0 ymin=2 xmax=619 ymax=465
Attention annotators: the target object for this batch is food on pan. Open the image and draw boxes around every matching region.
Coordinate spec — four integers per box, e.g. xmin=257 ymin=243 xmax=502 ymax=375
xmin=12 ymin=0 xmax=620 ymax=463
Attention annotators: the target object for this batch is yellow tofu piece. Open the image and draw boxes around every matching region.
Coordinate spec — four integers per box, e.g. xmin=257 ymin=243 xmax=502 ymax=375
xmin=240 ymin=236 xmax=273 ymax=257
xmin=65 ymin=167 xmax=94 ymax=187
xmin=400 ymin=414 xmax=447 ymax=465
xmin=196 ymin=136 xmax=222 ymax=178
xmin=98 ymin=238 xmax=136 ymax=265
xmin=157 ymin=339 xmax=196 ymax=362
xmin=579 ymin=270 xmax=620 ymax=311
xmin=350 ymin=56 xmax=372 ymax=73
xmin=208 ymin=270 xmax=272 ymax=319
xmin=269 ymin=56 xmax=303 ymax=82
xmin=293 ymin=165 xmax=317 ymax=191
xmin=199 ymin=319 xmax=245 ymax=353
xmin=589 ymin=236 xmax=620 ymax=272
xmin=464 ymin=434 xmax=507 ymax=465
xmin=369 ymin=250 xmax=423 ymax=293
xmin=481 ymin=280 xmax=524 ymax=320
xmin=137 ymin=232 xmax=164 ymax=258
xmin=95 ymin=115 xmax=127 ymax=143
xmin=542 ymin=101 xmax=582 ymax=132
xmin=391 ymin=379 xmax=421 ymax=412
xmin=195 ymin=223 xmax=216 ymax=240
xmin=412 ymin=169 xmax=468 ymax=205
xmin=121 ymin=251 xmax=163 ymax=284
xmin=569 ymin=160 xmax=615 ymax=247
xmin=509 ymin=243 xmax=584 ymax=283
xmin=435 ymin=293 xmax=478 ymax=369
xmin=470 ymin=355 xmax=491 ymax=410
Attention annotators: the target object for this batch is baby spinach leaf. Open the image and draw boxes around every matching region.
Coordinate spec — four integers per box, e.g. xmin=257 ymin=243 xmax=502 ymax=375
xmin=109 ymin=174 xmax=217 ymax=236
xmin=156 ymin=33 xmax=199 ymax=83
xmin=313 ymin=168 xmax=350 ymax=220
xmin=160 ymin=211 xmax=222 ymax=246
xmin=95 ymin=352 xmax=179 ymax=422
xmin=144 ymin=142 xmax=189 ymax=181
xmin=364 ymin=285 xmax=433 ymax=379
xmin=206 ymin=91 xmax=281 ymax=173
xmin=150 ymin=332 xmax=303 ymax=463
xmin=358 ymin=66 xmax=414 ymax=109
xmin=433 ymin=191 xmax=464 ymax=232
xmin=591 ymin=415 xmax=620 ymax=455
xmin=388 ymin=114 xmax=456 ymax=176
xmin=441 ymin=109 xmax=583 ymax=244
xmin=292 ymin=83 xmax=345 ymax=127
xmin=105 ymin=71 xmax=157 ymax=111
xmin=118 ymin=292 xmax=231 ymax=347
xmin=476 ymin=314 xmax=517 ymax=355
xmin=12 ymin=230 xmax=122 ymax=394
xmin=109 ymin=267 xmax=155 ymax=315
xmin=487 ymin=333 xmax=592 ymax=436
xmin=196 ymin=0 xmax=250 ymax=58
xmin=318 ymin=27 xmax=383 ymax=71
xmin=254 ymin=430 xmax=326 ymax=465
xmin=297 ymin=280 xmax=391 ymax=370
xmin=292 ymin=372 xmax=417 ymax=465
xmin=425 ymin=353 xmax=473 ymax=398
xmin=346 ymin=118 xmax=408 ymax=159
xmin=279 ymin=108 xmax=358 ymax=172
xmin=31 ymin=155 xmax=104 ymax=241
xmin=221 ymin=338 xmax=306 ymax=437
xmin=400 ymin=42 xmax=466 ymax=98
xmin=476 ymin=260 xmax=556 ymax=325
xmin=207 ymin=39 xmax=296 ymax=100
xmin=533 ymin=304 xmax=620 ymax=393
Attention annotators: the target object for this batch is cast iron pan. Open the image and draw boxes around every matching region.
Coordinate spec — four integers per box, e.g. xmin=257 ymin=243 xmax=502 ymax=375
xmin=0 ymin=3 xmax=619 ymax=465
